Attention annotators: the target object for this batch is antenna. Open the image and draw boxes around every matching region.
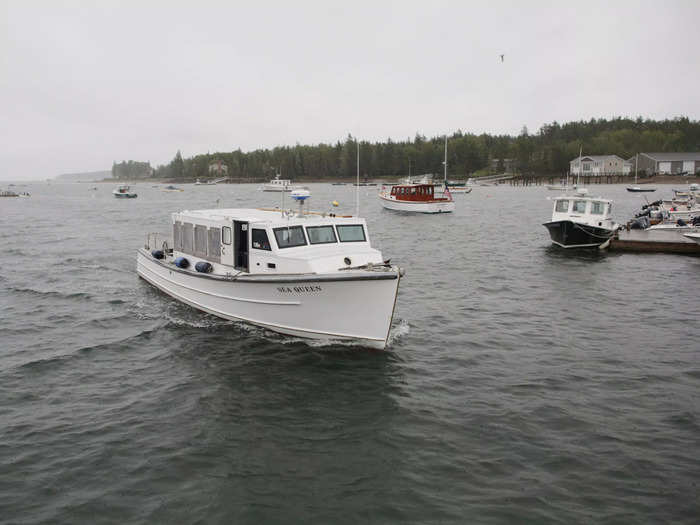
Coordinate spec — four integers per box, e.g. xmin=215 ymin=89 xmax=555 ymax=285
xmin=355 ymin=140 xmax=360 ymax=217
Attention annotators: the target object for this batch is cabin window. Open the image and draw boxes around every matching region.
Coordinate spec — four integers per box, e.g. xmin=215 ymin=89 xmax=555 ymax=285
xmin=591 ymin=201 xmax=605 ymax=215
xmin=208 ymin=228 xmax=221 ymax=261
xmin=273 ymin=226 xmax=307 ymax=248
xmin=306 ymin=225 xmax=337 ymax=244
xmin=555 ymin=200 xmax=569 ymax=213
xmin=252 ymin=228 xmax=272 ymax=250
xmin=336 ymin=224 xmax=366 ymax=242
xmin=182 ymin=223 xmax=194 ymax=253
xmin=410 ymin=187 xmax=416 ymax=194
xmin=194 ymin=225 xmax=208 ymax=257
xmin=222 ymin=226 xmax=232 ymax=245
xmin=573 ymin=200 xmax=587 ymax=213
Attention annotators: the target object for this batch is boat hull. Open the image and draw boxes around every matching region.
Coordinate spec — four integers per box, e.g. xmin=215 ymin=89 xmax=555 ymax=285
xmin=136 ymin=250 xmax=401 ymax=349
xmin=379 ymin=194 xmax=454 ymax=213
xmin=626 ymin=187 xmax=656 ymax=192
xmin=683 ymin=232 xmax=700 ymax=245
xmin=543 ymin=220 xmax=614 ymax=248
xmin=113 ymin=192 xmax=137 ymax=198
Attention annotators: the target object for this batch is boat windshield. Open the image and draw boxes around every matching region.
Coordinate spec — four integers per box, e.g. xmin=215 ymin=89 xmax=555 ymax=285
xmin=555 ymin=200 xmax=569 ymax=212
xmin=336 ymin=225 xmax=366 ymax=242
xmin=273 ymin=226 xmax=307 ymax=248
xmin=590 ymin=201 xmax=605 ymax=215
xmin=306 ymin=225 xmax=337 ymax=244
xmin=573 ymin=200 xmax=587 ymax=213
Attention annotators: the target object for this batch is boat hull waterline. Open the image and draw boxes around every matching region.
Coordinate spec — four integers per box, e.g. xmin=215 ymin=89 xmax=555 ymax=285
xmin=543 ymin=220 xmax=615 ymax=249
xmin=136 ymin=250 xmax=401 ymax=349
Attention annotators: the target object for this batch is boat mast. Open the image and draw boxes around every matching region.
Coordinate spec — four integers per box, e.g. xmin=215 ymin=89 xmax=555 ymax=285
xmin=577 ymin=145 xmax=582 ymax=187
xmin=356 ymin=140 xmax=360 ymax=217
xmin=444 ymin=135 xmax=448 ymax=183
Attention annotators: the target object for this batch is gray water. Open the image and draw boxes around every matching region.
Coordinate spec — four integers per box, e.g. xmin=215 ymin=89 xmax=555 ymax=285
xmin=1 ymin=182 xmax=698 ymax=524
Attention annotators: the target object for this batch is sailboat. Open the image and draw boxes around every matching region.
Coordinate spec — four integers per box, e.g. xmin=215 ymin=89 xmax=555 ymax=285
xmin=627 ymin=154 xmax=656 ymax=192
xmin=440 ymin=138 xmax=471 ymax=194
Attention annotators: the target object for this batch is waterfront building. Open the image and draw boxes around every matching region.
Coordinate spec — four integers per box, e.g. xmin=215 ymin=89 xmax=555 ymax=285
xmin=632 ymin=152 xmax=700 ymax=175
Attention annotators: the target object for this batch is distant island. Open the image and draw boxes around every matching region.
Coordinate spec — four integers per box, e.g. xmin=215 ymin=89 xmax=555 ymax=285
xmin=55 ymin=170 xmax=112 ymax=182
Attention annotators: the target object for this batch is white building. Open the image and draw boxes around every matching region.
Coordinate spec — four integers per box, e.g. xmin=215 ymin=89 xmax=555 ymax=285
xmin=569 ymin=155 xmax=626 ymax=176
xmin=208 ymin=160 xmax=229 ymax=175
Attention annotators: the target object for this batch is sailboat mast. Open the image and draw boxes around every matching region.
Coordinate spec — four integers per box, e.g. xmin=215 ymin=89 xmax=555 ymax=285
xmin=577 ymin=145 xmax=582 ymax=187
xmin=356 ymin=140 xmax=360 ymax=217
xmin=444 ymin=135 xmax=448 ymax=182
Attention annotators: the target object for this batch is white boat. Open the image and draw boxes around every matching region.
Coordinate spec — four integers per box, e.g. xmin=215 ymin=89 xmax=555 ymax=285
xmin=444 ymin=181 xmax=472 ymax=194
xmin=543 ymin=188 xmax=619 ymax=249
xmin=113 ymin=185 xmax=137 ymax=198
xmin=136 ymin=190 xmax=403 ymax=349
xmin=626 ymin=154 xmax=656 ymax=192
xmin=262 ymin=173 xmax=300 ymax=192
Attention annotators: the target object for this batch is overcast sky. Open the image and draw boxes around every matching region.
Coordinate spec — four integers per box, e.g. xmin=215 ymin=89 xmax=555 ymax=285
xmin=2 ymin=0 xmax=699 ymax=179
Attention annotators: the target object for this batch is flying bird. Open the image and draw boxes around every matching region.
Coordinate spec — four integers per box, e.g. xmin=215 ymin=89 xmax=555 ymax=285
xmin=499 ymin=54 xmax=504 ymax=62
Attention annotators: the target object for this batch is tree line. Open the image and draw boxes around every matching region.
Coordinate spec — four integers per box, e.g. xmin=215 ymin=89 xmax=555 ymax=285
xmin=112 ymin=160 xmax=152 ymax=179
xmin=124 ymin=117 xmax=700 ymax=181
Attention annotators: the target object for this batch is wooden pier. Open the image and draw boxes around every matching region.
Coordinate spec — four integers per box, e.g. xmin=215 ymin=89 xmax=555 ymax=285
xmin=609 ymin=229 xmax=700 ymax=254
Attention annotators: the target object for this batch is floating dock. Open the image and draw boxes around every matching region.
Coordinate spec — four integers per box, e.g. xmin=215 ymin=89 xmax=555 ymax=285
xmin=610 ymin=228 xmax=700 ymax=254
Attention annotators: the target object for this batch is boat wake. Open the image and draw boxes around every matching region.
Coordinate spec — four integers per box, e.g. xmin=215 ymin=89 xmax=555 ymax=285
xmin=386 ymin=318 xmax=410 ymax=346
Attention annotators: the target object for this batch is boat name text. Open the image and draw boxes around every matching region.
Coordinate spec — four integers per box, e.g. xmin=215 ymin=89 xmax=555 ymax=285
xmin=277 ymin=285 xmax=323 ymax=294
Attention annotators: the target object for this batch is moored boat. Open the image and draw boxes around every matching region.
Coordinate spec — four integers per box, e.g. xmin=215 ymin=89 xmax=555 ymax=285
xmin=136 ymin=191 xmax=403 ymax=348
xmin=113 ymin=185 xmax=137 ymax=198
xmin=262 ymin=173 xmax=301 ymax=192
xmin=378 ymin=182 xmax=455 ymax=213
xmin=162 ymin=185 xmax=184 ymax=192
xmin=543 ymin=188 xmax=619 ymax=248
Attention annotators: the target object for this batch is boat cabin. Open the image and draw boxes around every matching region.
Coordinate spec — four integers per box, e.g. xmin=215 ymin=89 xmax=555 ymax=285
xmin=550 ymin=192 xmax=615 ymax=229
xmin=389 ymin=183 xmax=449 ymax=202
xmin=169 ymin=208 xmax=384 ymax=276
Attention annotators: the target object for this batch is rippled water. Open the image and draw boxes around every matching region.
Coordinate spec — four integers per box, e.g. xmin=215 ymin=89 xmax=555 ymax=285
xmin=1 ymin=182 xmax=698 ymax=523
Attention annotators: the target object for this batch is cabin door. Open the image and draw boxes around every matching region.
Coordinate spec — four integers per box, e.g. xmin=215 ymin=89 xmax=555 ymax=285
xmin=233 ymin=221 xmax=249 ymax=272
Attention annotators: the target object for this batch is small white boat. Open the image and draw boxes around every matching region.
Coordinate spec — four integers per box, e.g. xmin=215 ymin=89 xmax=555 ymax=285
xmin=626 ymin=155 xmax=656 ymax=192
xmin=444 ymin=182 xmax=472 ymax=194
xmin=113 ymin=185 xmax=137 ymax=198
xmin=262 ymin=173 xmax=301 ymax=192
xmin=137 ymin=190 xmax=403 ymax=349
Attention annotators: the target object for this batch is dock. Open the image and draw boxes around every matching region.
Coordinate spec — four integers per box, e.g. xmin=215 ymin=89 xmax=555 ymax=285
xmin=610 ymin=228 xmax=700 ymax=254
